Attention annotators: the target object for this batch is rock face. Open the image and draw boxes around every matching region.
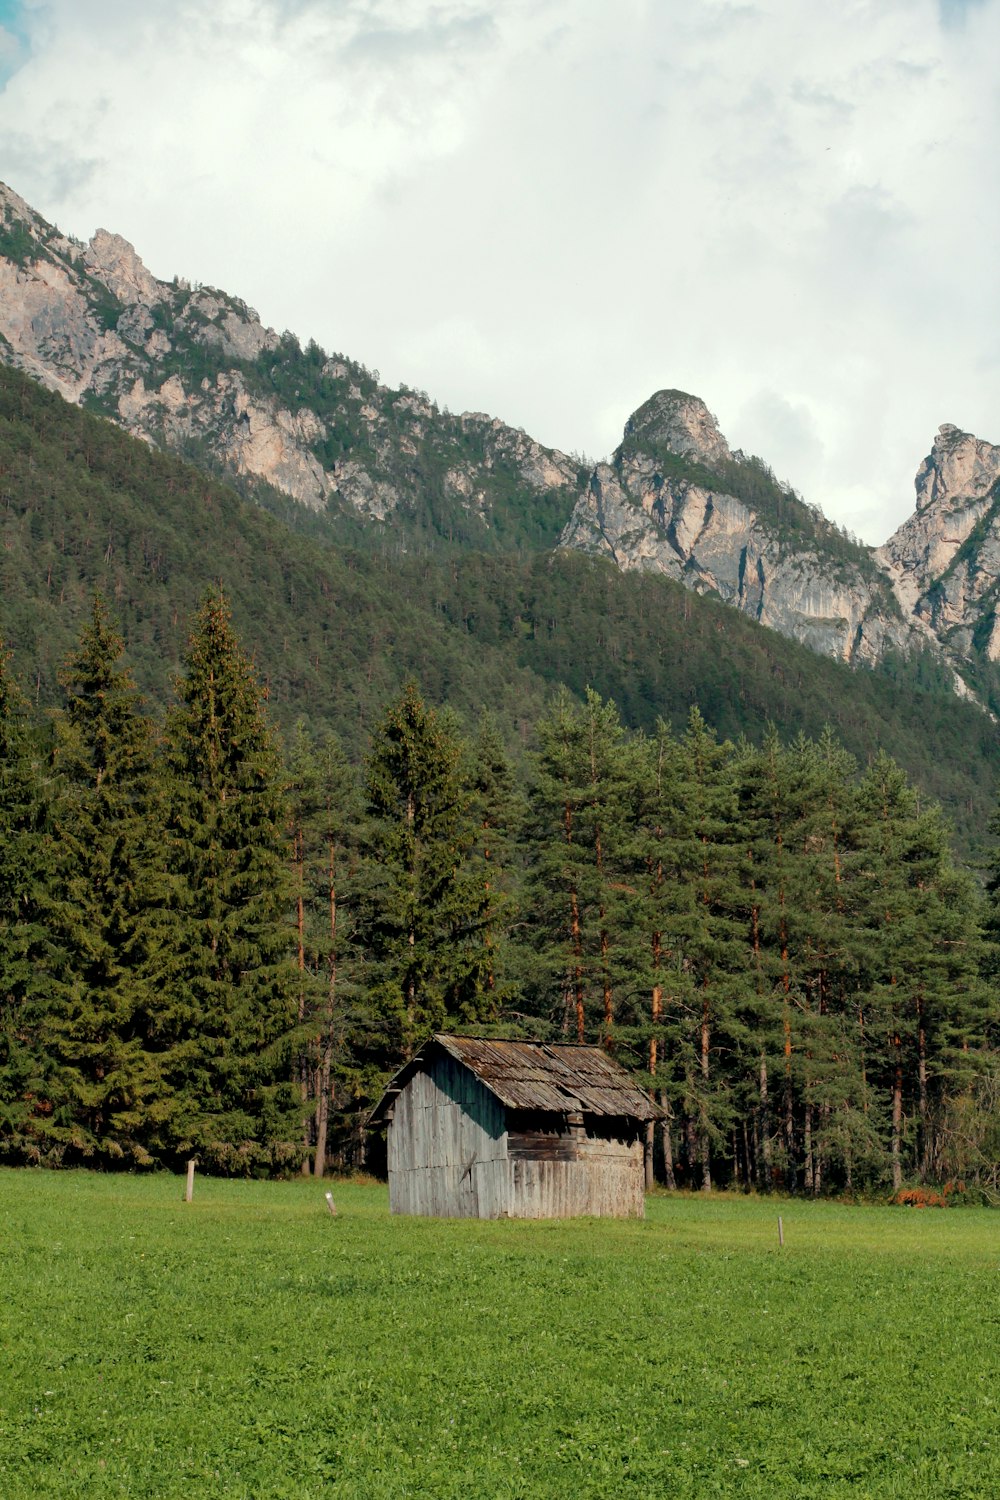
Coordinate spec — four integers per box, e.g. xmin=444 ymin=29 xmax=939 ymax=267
xmin=878 ymin=425 xmax=1000 ymax=661
xmin=560 ymin=391 xmax=918 ymax=667
xmin=0 ymin=181 xmax=580 ymax=541
xmin=623 ymin=389 xmax=733 ymax=468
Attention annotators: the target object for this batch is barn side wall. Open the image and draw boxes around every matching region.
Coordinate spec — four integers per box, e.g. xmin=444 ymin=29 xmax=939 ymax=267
xmin=507 ymin=1132 xmax=645 ymax=1219
xmin=387 ymin=1056 xmax=508 ymax=1218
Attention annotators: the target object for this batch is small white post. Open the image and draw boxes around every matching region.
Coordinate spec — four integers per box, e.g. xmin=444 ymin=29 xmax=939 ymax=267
xmin=325 ymin=1191 xmax=337 ymax=1217
xmin=777 ymin=1214 xmax=784 ymax=1247
xmin=185 ymin=1159 xmax=196 ymax=1203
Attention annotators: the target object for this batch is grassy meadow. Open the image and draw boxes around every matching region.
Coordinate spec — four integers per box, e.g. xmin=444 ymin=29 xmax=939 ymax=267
xmin=0 ymin=1172 xmax=998 ymax=1498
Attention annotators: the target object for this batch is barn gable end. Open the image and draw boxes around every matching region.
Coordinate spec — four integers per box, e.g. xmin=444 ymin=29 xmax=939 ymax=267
xmin=388 ymin=1051 xmax=508 ymax=1218
xmin=371 ymin=1036 xmax=660 ymax=1220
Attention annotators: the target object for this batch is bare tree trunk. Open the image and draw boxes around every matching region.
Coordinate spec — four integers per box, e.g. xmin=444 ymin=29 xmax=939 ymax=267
xmin=742 ymin=1118 xmax=753 ymax=1190
xmin=314 ymin=1039 xmax=332 ymax=1179
xmin=917 ymin=993 xmax=929 ymax=1181
xmin=891 ymin=1033 xmax=904 ymax=1193
xmin=783 ymin=994 xmax=795 ymax=1191
xmin=684 ymin=1104 xmax=698 ymax=1187
xmin=759 ymin=1051 xmax=772 ymax=1188
xmin=314 ymin=834 xmax=339 ymax=1179
xmin=700 ymin=987 xmax=712 ymax=1191
xmin=814 ymin=1102 xmax=827 ymax=1196
xmin=803 ymin=1104 xmax=814 ymax=1195
xmin=660 ymin=1094 xmax=677 ymax=1191
xmin=293 ymin=826 xmax=311 ymax=1175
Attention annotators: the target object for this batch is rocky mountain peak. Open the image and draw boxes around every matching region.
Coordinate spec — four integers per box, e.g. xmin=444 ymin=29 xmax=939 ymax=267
xmin=877 ymin=421 xmax=1000 ymax=664
xmin=621 ymin=388 xmax=732 ymax=468
xmin=913 ymin=423 xmax=1000 ymax=513
xmin=83 ymin=228 xmax=164 ymax=307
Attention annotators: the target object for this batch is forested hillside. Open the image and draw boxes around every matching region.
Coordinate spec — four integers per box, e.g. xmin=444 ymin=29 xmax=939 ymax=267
xmin=2 ymin=351 xmax=999 ymax=1198
xmin=2 ymin=363 xmax=997 ymax=854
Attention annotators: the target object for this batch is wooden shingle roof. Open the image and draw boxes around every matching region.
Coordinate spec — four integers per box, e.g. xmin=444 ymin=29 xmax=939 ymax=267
xmin=370 ymin=1033 xmax=661 ymax=1124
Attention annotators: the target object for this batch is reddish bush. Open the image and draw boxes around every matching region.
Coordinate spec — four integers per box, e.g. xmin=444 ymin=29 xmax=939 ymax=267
xmin=894 ymin=1180 xmax=964 ymax=1208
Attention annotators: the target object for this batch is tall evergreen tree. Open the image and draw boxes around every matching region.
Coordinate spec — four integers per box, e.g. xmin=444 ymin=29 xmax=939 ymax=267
xmin=41 ymin=598 xmax=167 ymax=1164
xmin=286 ymin=723 xmax=370 ymax=1174
xmin=359 ymin=682 xmax=481 ymax=1063
xmin=850 ymin=752 xmax=986 ymax=1190
xmin=459 ymin=711 xmax=524 ymax=1018
xmin=525 ymin=689 xmax=636 ymax=1043
xmin=0 ymin=642 xmax=54 ymax=1160
xmin=159 ymin=590 xmax=298 ymax=1171
xmin=658 ymin=708 xmax=745 ymax=1190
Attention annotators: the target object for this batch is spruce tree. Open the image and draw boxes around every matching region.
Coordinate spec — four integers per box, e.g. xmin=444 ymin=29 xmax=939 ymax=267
xmin=159 ymin=590 xmax=298 ymax=1171
xmin=0 ymin=643 xmax=54 ymax=1160
xmin=42 ymin=598 xmax=167 ymax=1164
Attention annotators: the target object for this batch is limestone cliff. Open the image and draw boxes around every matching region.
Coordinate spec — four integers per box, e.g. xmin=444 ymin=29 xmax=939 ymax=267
xmin=877 ymin=425 xmax=1000 ymax=663
xmin=0 ymin=182 xmax=580 ymax=547
xmin=560 ymin=391 xmax=917 ymax=667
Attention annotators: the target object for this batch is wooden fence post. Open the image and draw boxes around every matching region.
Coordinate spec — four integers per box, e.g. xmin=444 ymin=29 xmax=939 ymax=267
xmin=185 ymin=1159 xmax=196 ymax=1203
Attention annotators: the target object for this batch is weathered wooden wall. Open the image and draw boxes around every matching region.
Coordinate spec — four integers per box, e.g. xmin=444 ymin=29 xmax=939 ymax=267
xmin=388 ymin=1054 xmax=509 ymax=1218
xmin=387 ymin=1059 xmax=646 ymax=1219
xmin=507 ymin=1137 xmax=645 ymax=1219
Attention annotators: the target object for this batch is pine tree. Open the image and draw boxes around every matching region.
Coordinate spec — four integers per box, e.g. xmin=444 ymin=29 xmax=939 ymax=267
xmin=459 ymin=711 xmax=524 ymax=1018
xmin=659 ymin=708 xmax=745 ymax=1190
xmin=286 ymin=724 xmax=369 ymax=1174
xmin=525 ymin=689 xmax=636 ymax=1044
xmin=0 ymin=643 xmax=54 ymax=1161
xmin=159 ymin=590 xmax=298 ymax=1172
xmin=627 ymin=718 xmax=684 ymax=1187
xmin=41 ymin=597 xmax=167 ymax=1165
xmin=850 ymin=752 xmax=986 ymax=1191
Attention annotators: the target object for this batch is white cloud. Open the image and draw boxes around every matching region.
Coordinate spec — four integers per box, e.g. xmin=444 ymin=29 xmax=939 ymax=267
xmin=1 ymin=0 xmax=998 ymax=542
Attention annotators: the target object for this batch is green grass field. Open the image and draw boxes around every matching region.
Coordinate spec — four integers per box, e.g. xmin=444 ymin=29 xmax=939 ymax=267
xmin=0 ymin=1172 xmax=997 ymax=1498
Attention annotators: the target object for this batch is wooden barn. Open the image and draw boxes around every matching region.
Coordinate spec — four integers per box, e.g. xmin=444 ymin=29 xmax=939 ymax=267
xmin=369 ymin=1034 xmax=660 ymax=1220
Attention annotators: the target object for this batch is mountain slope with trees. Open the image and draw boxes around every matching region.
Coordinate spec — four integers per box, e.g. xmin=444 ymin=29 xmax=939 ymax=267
xmin=4 ymin=178 xmax=1000 ymax=714
xmin=1 ymin=361 xmax=997 ymax=855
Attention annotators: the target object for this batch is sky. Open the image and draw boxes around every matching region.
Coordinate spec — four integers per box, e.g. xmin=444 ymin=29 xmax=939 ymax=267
xmin=0 ymin=0 xmax=998 ymax=544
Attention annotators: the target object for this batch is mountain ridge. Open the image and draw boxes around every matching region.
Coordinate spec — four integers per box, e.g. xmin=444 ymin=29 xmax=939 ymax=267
xmin=2 ymin=180 xmax=1000 ymax=712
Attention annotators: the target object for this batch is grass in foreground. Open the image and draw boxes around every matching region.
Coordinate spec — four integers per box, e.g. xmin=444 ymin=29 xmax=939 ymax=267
xmin=0 ymin=1171 xmax=998 ymax=1498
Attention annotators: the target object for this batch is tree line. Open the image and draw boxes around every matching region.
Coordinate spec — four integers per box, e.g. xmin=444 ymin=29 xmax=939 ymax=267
xmin=1 ymin=594 xmax=997 ymax=1198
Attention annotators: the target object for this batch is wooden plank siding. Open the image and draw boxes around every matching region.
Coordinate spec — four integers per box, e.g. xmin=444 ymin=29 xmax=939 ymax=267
xmin=510 ymin=1140 xmax=645 ymax=1219
xmin=386 ymin=1055 xmax=646 ymax=1219
xmin=388 ymin=1055 xmax=508 ymax=1218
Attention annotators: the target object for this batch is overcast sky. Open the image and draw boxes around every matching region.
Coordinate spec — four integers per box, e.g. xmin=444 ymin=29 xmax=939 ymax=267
xmin=1 ymin=0 xmax=997 ymax=543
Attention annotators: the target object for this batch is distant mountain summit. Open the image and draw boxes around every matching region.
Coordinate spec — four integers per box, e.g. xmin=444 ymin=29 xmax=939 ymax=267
xmin=2 ymin=180 xmax=999 ymax=709
xmin=0 ymin=181 xmax=581 ymax=552
xmin=562 ymin=390 xmax=929 ymax=670
xmin=878 ymin=424 xmax=1000 ymax=669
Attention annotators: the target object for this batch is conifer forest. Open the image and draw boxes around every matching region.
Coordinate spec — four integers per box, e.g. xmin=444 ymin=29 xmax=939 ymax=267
xmin=2 ymin=591 xmax=997 ymax=1200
